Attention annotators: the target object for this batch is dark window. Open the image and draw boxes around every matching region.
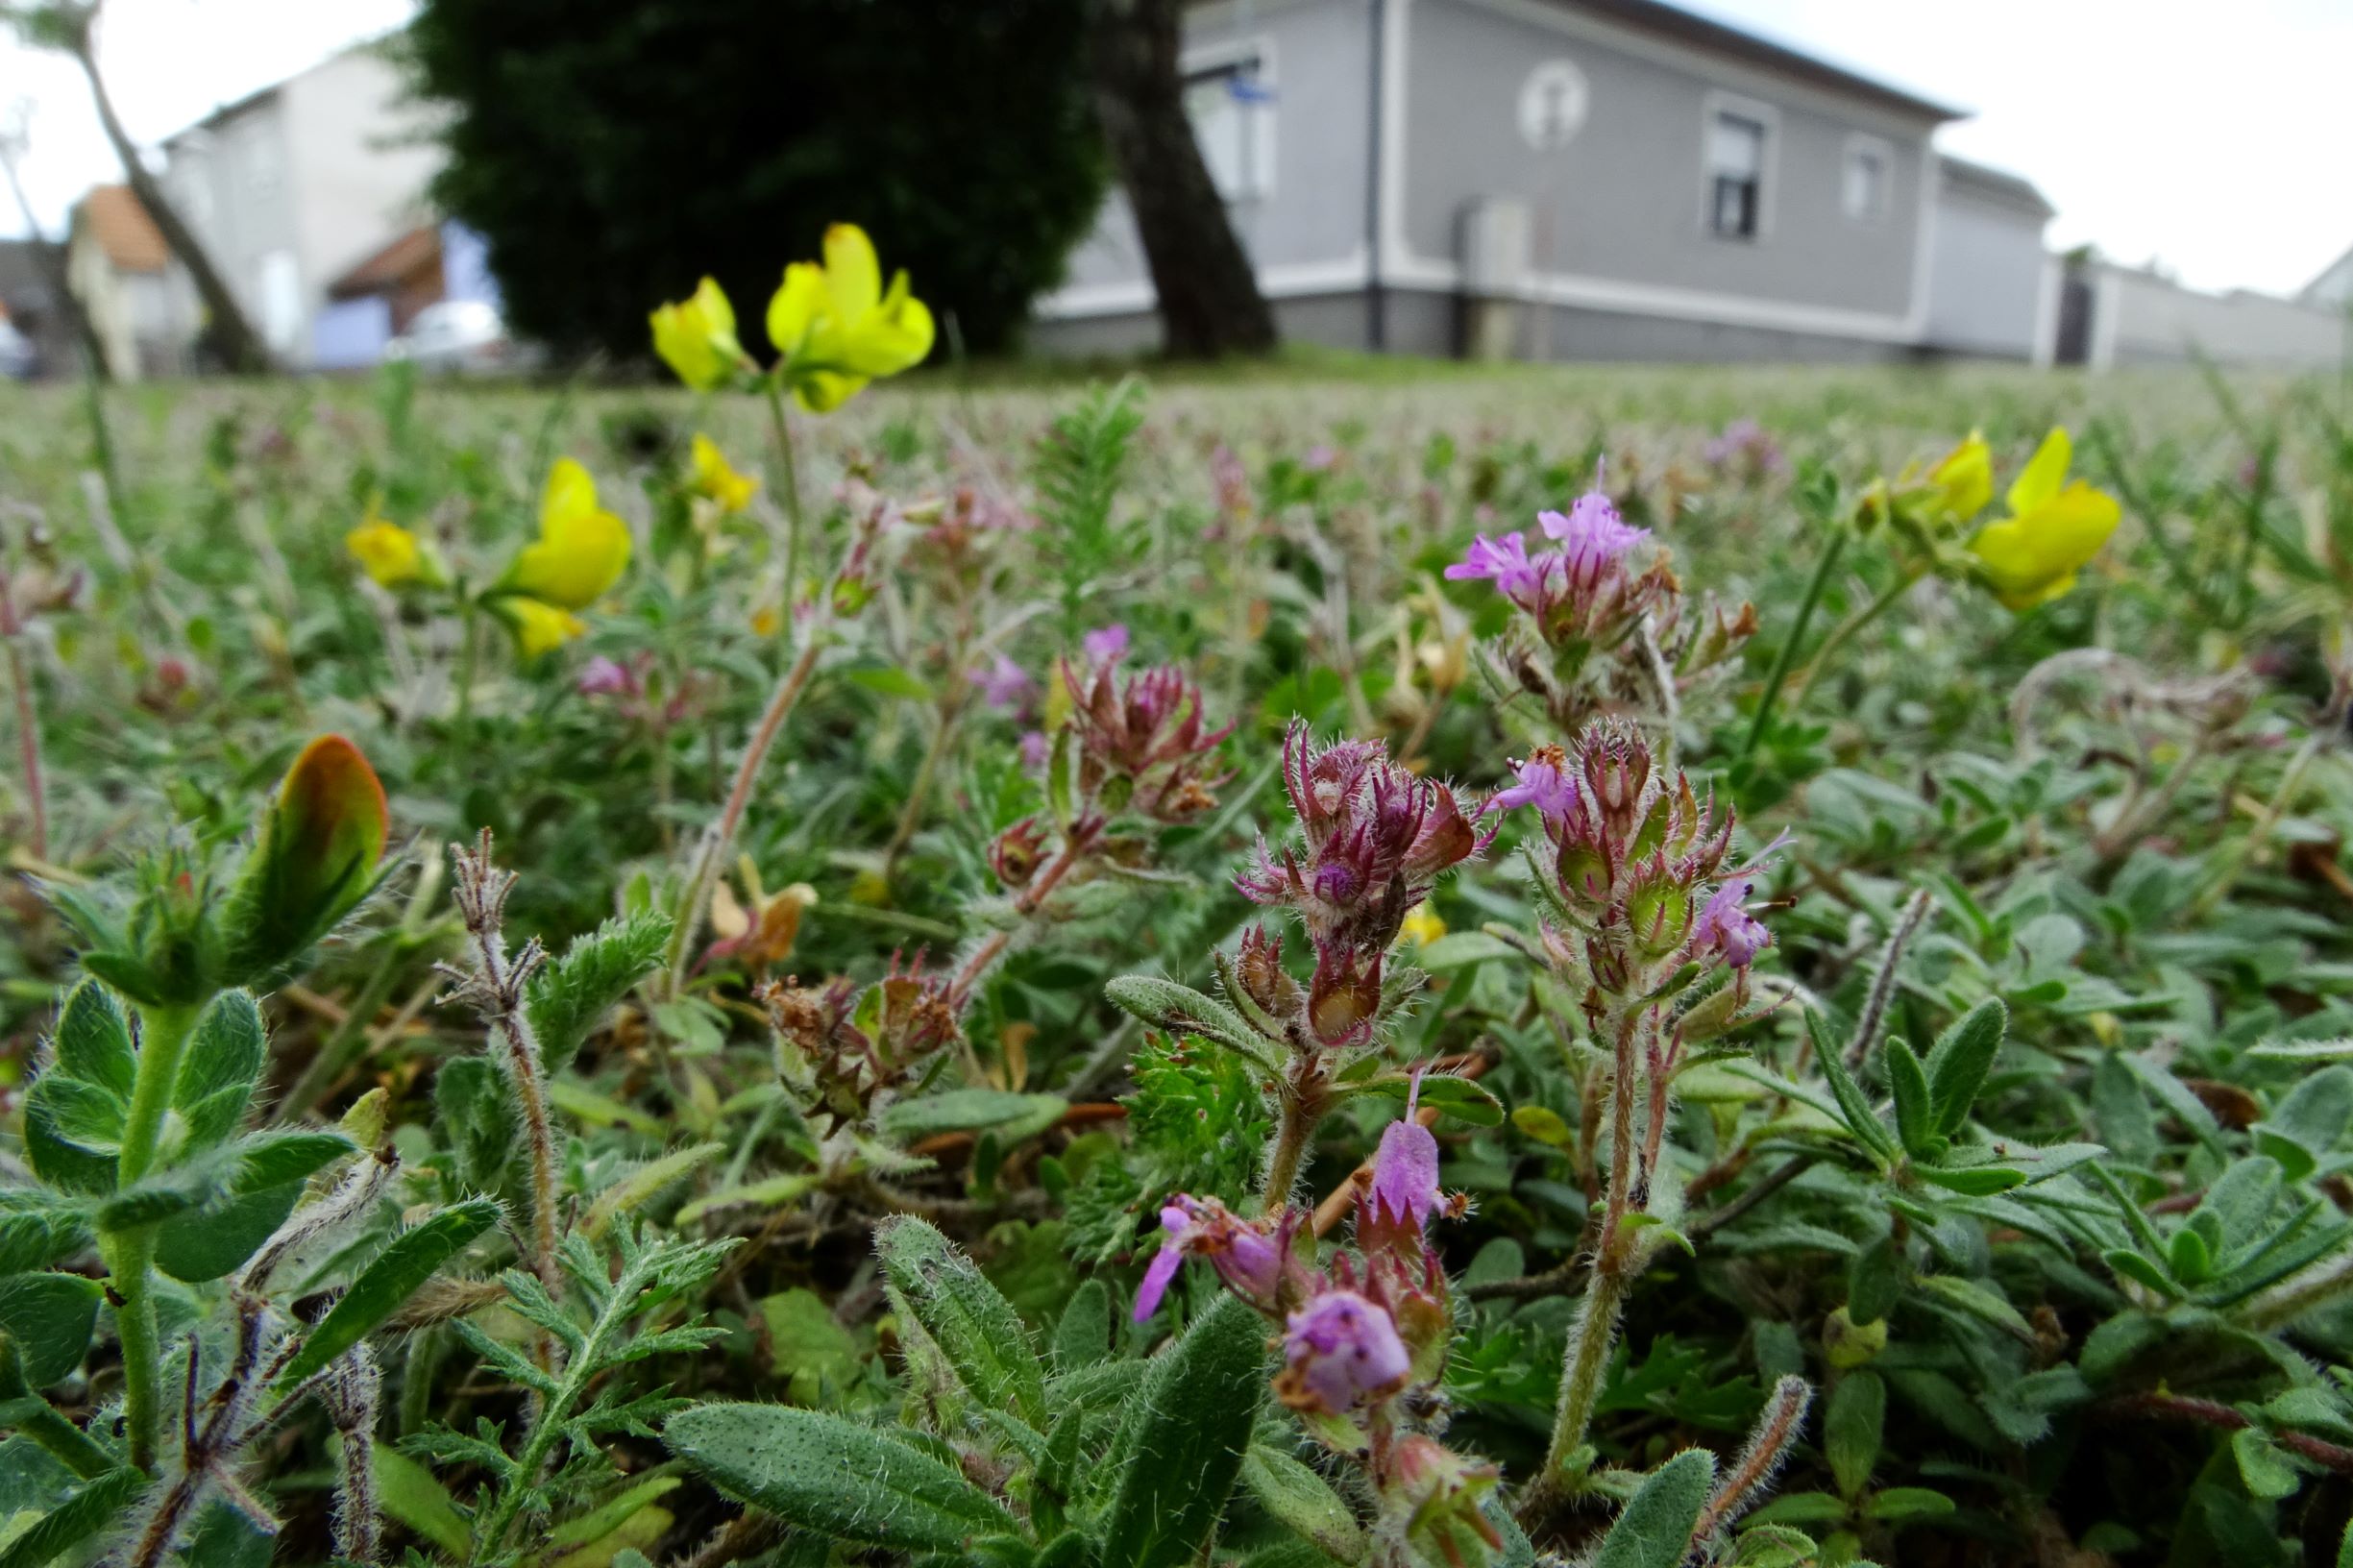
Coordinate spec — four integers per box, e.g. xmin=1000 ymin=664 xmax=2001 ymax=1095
xmin=1707 ymin=110 xmax=1766 ymax=239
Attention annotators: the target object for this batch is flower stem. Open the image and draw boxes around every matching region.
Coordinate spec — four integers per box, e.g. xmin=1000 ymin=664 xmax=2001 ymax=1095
xmin=763 ymin=378 xmax=806 ymax=618
xmin=1781 ymin=565 xmax=1922 ymax=712
xmin=4 ymin=629 xmax=46 ymax=863
xmin=107 ymin=999 xmax=202 ymax=1473
xmin=665 ymin=633 xmax=827 ymax=992
xmin=1260 ymin=1065 xmax=1327 ymax=1211
xmin=1738 ymin=528 xmax=1846 ymax=761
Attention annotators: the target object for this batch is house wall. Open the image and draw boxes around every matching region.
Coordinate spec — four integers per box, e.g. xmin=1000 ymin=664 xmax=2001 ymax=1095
xmin=282 ymin=47 xmax=441 ymax=344
xmin=160 ymin=98 xmax=306 ymax=358
xmin=1393 ymin=0 xmax=1936 ymax=337
xmin=2091 ymin=264 xmax=2350 ymax=370
xmin=1924 ymin=182 xmax=2047 ymax=359
xmin=1042 ymin=0 xmax=1374 ymax=329
xmin=160 ymin=46 xmax=436 ymax=368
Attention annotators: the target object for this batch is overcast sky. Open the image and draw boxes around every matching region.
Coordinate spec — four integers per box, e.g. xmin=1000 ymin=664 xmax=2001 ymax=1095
xmin=2 ymin=0 xmax=2343 ymax=297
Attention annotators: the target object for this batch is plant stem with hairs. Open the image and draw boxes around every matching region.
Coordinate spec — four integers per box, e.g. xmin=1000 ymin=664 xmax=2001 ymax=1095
xmin=0 ymin=579 xmax=45 ymax=861
xmin=440 ymin=833 xmax=561 ymax=1290
xmin=763 ymin=377 xmax=807 ymax=613
xmin=103 ymin=998 xmax=201 ymax=1472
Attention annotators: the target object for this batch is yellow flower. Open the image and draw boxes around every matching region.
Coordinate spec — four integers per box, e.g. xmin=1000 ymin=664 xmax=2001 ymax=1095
xmin=1925 ymin=430 xmax=1994 ymax=521
xmin=689 ymin=433 xmax=760 ymax=514
xmin=495 ymin=596 xmax=587 ymax=658
xmin=500 ymin=458 xmax=632 ymax=611
xmin=650 ymin=277 xmax=747 ymax=391
xmin=1397 ymin=902 xmax=1447 ymax=949
xmin=347 ymin=518 xmax=424 ymax=587
xmin=1967 ymin=429 xmax=2122 ymax=610
xmin=765 ymin=224 xmax=935 ymax=413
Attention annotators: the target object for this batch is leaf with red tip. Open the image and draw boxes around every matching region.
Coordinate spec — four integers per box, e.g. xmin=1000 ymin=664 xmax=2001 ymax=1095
xmin=227 ymin=734 xmax=391 ymax=983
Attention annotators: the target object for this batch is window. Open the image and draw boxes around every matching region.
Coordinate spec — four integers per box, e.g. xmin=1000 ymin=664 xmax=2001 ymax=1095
xmin=1185 ymin=51 xmax=1275 ymax=202
xmin=1707 ymin=110 xmax=1767 ymax=239
xmin=1843 ymin=140 xmax=1888 ymax=222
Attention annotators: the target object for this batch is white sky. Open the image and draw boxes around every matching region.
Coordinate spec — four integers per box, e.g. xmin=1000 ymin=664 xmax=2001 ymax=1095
xmin=2 ymin=0 xmax=2345 ymax=298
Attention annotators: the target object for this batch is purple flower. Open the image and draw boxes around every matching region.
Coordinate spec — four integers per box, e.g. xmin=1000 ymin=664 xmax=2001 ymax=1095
xmin=1484 ymin=747 xmax=1578 ymax=825
xmin=1281 ymin=1289 xmax=1411 ymax=1413
xmin=577 ymin=656 xmax=634 ymax=697
xmin=1304 ymin=443 xmax=1336 ymax=473
xmin=1443 ymin=531 xmax=1556 ymax=613
xmin=1537 ymin=488 xmax=1648 ymax=586
xmin=1018 ymin=729 xmax=1050 ymax=770
xmin=1132 ymin=1194 xmax=1292 ymax=1321
xmin=1365 ymin=1074 xmax=1441 ymax=1235
xmin=973 ymin=653 xmax=1034 ymax=712
xmin=1693 ymin=878 xmax=1770 ymax=968
xmin=1082 ymin=624 xmax=1130 ymax=666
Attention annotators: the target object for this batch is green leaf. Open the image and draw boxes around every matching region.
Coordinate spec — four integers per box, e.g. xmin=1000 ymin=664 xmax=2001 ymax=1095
xmin=435 ymin=1056 xmax=520 ymax=1192
xmin=550 ymin=1078 xmax=664 ymax=1135
xmin=2232 ymin=1428 xmax=2304 ymax=1501
xmin=548 ymin=1475 xmax=683 ymax=1551
xmin=581 ymin=1142 xmax=724 ymax=1239
xmin=0 ymin=1467 xmax=143 ymax=1568
xmin=275 ymin=1199 xmax=497 ymax=1389
xmin=148 ymin=1132 xmax=355 ymax=1284
xmin=2102 ymin=1248 xmax=2181 ymax=1300
xmin=1924 ymin=999 xmax=2006 ymax=1136
xmin=1744 ymin=1491 xmax=1851 ymax=1527
xmin=760 ymin=1288 xmax=863 ymax=1404
xmin=525 ymin=909 xmax=674 ymax=1074
xmin=665 ymin=1404 xmax=1017 ymax=1552
xmin=1592 ymin=1448 xmax=1717 ymax=1568
xmin=1412 ymin=932 xmax=1519 ymax=970
xmin=0 ymin=1277 xmax=100 ymax=1390
xmin=1812 ymin=1022 xmax=1899 ymax=1168
xmin=48 ymin=981 xmax=134 ymax=1097
xmin=1885 ymin=1040 xmax=1935 ymax=1160
xmin=846 ymin=665 xmax=935 ymax=700
xmin=877 ymin=1090 xmax=1068 ymax=1145
xmin=1860 ymin=1487 xmax=1957 ymax=1522
xmin=1826 ymin=1372 xmax=1884 ymax=1500
xmin=1355 ymin=1073 xmax=1505 ymax=1127
xmin=18 ymin=1079 xmax=120 ymax=1196
xmin=1241 ymin=1444 xmax=1368 ymax=1563
xmin=1911 ymin=1163 xmax=2026 ymax=1196
xmin=1103 ymin=975 xmax=1279 ymax=1071
xmin=1100 ymin=1294 xmax=1268 ymax=1568
xmin=172 ymin=992 xmax=269 ymax=1153
xmin=374 ymin=1441 xmax=471 ymax=1559
xmin=226 ymin=734 xmax=390 ymax=986
xmin=1050 ymin=1280 xmax=1111 ymax=1372
xmin=875 ymin=1216 xmax=1045 ymax=1424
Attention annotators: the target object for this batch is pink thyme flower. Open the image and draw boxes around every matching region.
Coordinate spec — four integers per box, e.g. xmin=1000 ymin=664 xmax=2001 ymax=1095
xmin=1692 ymin=878 xmax=1769 ymax=968
xmin=1280 ymin=1289 xmax=1411 ymax=1413
xmin=576 ymin=655 xmax=634 ymax=697
xmin=1082 ymin=623 xmax=1131 ymax=666
xmin=1364 ymin=1074 xmax=1441 ymax=1235
xmin=1133 ymin=1194 xmax=1292 ymax=1321
xmin=1018 ymin=729 xmax=1050 ymax=770
xmin=1537 ymin=487 xmax=1648 ymax=588
xmin=1443 ymin=531 xmax=1556 ymax=613
xmin=1483 ymin=746 xmax=1578 ymax=824
xmin=973 ymin=653 xmax=1033 ymax=712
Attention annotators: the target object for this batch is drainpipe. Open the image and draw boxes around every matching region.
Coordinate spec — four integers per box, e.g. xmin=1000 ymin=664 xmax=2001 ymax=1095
xmin=1364 ymin=0 xmax=1386 ymax=351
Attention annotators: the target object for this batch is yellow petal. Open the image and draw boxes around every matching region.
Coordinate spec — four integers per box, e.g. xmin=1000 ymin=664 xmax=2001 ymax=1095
xmin=822 ymin=223 xmax=882 ymax=320
xmin=690 ymin=275 xmax=736 ymax=340
xmin=346 ymin=521 xmax=421 ymax=587
xmin=542 ymin=457 xmax=599 ymax=532
xmin=767 ymin=262 xmax=829 ymax=360
xmin=839 ymin=273 xmax=934 ymax=378
xmin=690 ymin=433 xmax=759 ymax=513
xmin=1928 ymin=431 xmax=1993 ymax=521
xmin=497 ymin=597 xmax=587 ymax=657
xmin=1969 ymin=481 xmax=2120 ymax=611
xmin=2005 ymin=428 xmax=2073 ymax=517
xmin=790 ymin=367 xmax=870 ymax=414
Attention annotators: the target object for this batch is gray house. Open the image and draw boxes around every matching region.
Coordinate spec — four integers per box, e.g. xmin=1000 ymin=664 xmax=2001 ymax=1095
xmin=1038 ymin=0 xmax=2051 ymax=363
xmin=155 ymin=42 xmax=441 ymax=369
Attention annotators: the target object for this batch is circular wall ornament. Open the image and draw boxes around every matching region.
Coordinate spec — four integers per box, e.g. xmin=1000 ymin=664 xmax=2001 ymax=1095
xmin=1518 ymin=59 xmax=1590 ymax=151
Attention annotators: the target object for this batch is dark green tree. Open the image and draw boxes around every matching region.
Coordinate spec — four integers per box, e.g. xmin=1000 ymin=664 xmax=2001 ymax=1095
xmin=404 ymin=0 xmax=1109 ymax=362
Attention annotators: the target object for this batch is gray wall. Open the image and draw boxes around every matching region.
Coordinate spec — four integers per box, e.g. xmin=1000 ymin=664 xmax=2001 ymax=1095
xmin=162 ymin=98 xmax=303 ymax=352
xmin=1050 ymin=0 xmax=1373 ymax=313
xmin=1399 ymin=0 xmax=1934 ymax=321
xmin=1924 ymin=183 xmax=2047 ymax=359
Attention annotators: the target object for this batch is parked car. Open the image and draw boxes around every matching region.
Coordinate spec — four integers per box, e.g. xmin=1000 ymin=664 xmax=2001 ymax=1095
xmin=0 ymin=316 xmax=37 ymax=380
xmin=384 ymin=300 xmax=527 ymax=374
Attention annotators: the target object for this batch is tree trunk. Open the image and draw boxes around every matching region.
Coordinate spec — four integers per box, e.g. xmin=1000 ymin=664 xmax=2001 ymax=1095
xmin=0 ymin=144 xmax=108 ymax=380
xmin=1088 ymin=0 xmax=1276 ymax=359
xmin=69 ymin=34 xmax=274 ymax=373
